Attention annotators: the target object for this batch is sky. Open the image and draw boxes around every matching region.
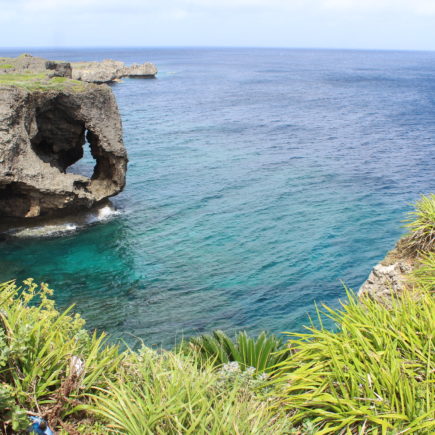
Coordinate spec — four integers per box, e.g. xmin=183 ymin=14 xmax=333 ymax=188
xmin=1 ymin=0 xmax=435 ymax=51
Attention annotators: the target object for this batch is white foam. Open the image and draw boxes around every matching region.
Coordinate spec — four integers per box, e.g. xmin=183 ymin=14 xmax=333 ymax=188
xmin=5 ymin=204 xmax=120 ymax=239
xmin=12 ymin=223 xmax=78 ymax=239
xmin=86 ymin=204 xmax=119 ymax=224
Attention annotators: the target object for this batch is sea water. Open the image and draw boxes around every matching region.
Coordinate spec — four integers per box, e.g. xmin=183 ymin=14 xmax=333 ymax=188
xmin=1 ymin=48 xmax=434 ymax=347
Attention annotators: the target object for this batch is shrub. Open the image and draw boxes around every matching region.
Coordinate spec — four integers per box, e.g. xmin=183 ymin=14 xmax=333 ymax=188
xmin=0 ymin=279 xmax=122 ymax=432
xmin=185 ymin=330 xmax=291 ymax=373
xmin=404 ymin=193 xmax=435 ymax=254
xmin=271 ymin=289 xmax=435 ymax=434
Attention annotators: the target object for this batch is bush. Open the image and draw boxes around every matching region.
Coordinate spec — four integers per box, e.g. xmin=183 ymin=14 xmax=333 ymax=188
xmin=0 ymin=279 xmax=123 ymax=432
xmin=271 ymin=289 xmax=435 ymax=434
xmin=185 ymin=330 xmax=291 ymax=373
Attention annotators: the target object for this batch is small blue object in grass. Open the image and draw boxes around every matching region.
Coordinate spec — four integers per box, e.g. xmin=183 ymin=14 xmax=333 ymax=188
xmin=28 ymin=416 xmax=54 ymax=435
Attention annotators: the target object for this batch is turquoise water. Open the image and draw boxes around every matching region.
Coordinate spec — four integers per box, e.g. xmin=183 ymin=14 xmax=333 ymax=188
xmin=1 ymin=48 xmax=435 ymax=347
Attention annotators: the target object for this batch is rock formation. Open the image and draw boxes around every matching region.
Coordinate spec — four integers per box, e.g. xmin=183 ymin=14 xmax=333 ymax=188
xmin=0 ymin=56 xmax=128 ymax=218
xmin=71 ymin=59 xmax=157 ymax=83
xmin=0 ymin=53 xmax=72 ymax=78
xmin=358 ymin=261 xmax=413 ymax=302
xmin=358 ymin=239 xmax=415 ymax=302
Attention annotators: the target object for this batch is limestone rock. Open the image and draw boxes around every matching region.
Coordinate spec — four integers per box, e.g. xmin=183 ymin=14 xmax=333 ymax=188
xmin=71 ymin=59 xmax=125 ymax=83
xmin=0 ymin=83 xmax=127 ymax=218
xmin=122 ymin=62 xmax=158 ymax=78
xmin=358 ymin=261 xmax=413 ymax=302
xmin=72 ymin=59 xmax=157 ymax=83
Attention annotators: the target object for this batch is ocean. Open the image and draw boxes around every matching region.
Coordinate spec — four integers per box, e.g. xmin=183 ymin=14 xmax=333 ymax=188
xmin=1 ymin=48 xmax=434 ymax=347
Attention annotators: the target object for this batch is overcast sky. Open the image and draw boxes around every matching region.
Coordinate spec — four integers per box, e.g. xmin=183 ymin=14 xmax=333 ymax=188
xmin=1 ymin=0 xmax=435 ymax=50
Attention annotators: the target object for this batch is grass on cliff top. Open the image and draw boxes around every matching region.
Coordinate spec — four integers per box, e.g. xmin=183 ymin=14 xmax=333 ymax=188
xmin=0 ymin=73 xmax=88 ymax=92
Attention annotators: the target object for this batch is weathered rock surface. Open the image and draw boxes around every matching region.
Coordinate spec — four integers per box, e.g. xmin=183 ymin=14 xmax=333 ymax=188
xmin=0 ymin=61 xmax=127 ymax=218
xmin=358 ymin=261 xmax=413 ymax=302
xmin=71 ymin=59 xmax=157 ymax=83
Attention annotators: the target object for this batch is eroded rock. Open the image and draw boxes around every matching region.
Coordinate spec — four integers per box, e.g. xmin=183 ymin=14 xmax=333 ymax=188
xmin=0 ymin=83 xmax=127 ymax=218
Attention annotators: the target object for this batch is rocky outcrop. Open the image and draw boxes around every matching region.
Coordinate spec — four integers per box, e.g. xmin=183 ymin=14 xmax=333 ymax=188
xmin=358 ymin=239 xmax=416 ymax=302
xmin=71 ymin=59 xmax=157 ymax=83
xmin=358 ymin=261 xmax=413 ymax=302
xmin=0 ymin=59 xmax=127 ymax=219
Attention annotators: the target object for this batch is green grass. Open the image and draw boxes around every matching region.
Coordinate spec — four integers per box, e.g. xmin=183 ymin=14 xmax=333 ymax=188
xmin=0 ymin=72 xmax=87 ymax=92
xmin=271 ymin=287 xmax=435 ymax=434
xmin=0 ymin=63 xmax=13 ymax=69
xmin=87 ymin=349 xmax=289 ymax=435
xmin=404 ymin=193 xmax=435 ymax=254
xmin=409 ymin=251 xmax=435 ymax=293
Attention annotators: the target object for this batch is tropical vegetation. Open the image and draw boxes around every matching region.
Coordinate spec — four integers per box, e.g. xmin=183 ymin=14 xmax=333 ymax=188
xmin=0 ymin=194 xmax=433 ymax=433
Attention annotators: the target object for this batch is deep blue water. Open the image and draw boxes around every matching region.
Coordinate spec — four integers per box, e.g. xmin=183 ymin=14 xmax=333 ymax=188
xmin=1 ymin=48 xmax=435 ymax=347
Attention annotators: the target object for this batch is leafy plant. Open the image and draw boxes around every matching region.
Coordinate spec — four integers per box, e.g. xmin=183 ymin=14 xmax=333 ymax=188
xmin=0 ymin=279 xmax=123 ymax=431
xmin=185 ymin=330 xmax=291 ymax=372
xmin=88 ymin=348 xmax=289 ymax=435
xmin=404 ymin=193 xmax=435 ymax=254
xmin=272 ymin=289 xmax=435 ymax=434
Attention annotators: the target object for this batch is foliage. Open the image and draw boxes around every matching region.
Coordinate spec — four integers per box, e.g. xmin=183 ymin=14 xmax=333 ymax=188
xmin=271 ymin=288 xmax=435 ymax=434
xmin=0 ymin=281 xmax=288 ymax=433
xmin=87 ymin=348 xmax=288 ymax=435
xmin=0 ymin=279 xmax=122 ymax=432
xmin=185 ymin=330 xmax=291 ymax=373
xmin=409 ymin=251 xmax=435 ymax=293
xmin=404 ymin=193 xmax=435 ymax=254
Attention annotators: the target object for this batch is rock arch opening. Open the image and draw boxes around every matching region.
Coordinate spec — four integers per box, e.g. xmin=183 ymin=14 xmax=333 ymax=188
xmin=29 ymin=108 xmax=113 ymax=182
xmin=30 ymin=107 xmax=88 ymax=173
xmin=66 ymin=130 xmax=96 ymax=179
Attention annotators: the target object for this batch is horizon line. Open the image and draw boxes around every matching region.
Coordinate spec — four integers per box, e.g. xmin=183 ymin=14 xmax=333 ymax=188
xmin=1 ymin=45 xmax=435 ymax=54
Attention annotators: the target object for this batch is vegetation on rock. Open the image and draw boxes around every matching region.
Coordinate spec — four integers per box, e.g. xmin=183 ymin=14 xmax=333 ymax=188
xmin=0 ymin=73 xmax=87 ymax=92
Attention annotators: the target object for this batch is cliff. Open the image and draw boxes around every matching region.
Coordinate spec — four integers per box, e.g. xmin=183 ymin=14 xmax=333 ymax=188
xmin=0 ymin=55 xmax=128 ymax=218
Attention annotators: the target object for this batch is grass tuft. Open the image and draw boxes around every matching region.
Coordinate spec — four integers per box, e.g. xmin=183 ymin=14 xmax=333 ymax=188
xmin=404 ymin=193 xmax=435 ymax=254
